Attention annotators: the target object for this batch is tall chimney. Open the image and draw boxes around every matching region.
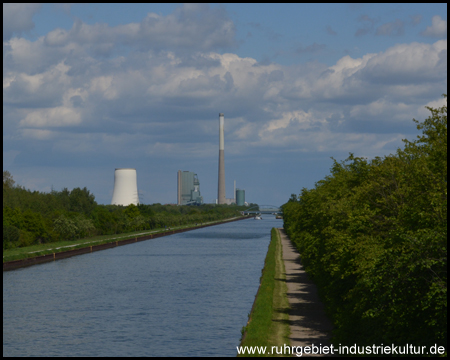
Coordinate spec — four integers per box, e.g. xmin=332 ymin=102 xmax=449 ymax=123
xmin=218 ymin=113 xmax=226 ymax=204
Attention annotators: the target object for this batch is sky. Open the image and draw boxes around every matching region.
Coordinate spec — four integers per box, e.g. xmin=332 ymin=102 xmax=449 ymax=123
xmin=3 ymin=3 xmax=447 ymax=206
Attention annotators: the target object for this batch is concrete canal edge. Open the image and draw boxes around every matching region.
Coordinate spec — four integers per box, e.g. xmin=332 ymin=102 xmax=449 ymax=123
xmin=3 ymin=216 xmax=251 ymax=272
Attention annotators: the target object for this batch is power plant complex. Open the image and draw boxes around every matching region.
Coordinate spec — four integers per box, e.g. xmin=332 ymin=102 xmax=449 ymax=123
xmin=216 ymin=113 xmax=243 ymax=205
xmin=111 ymin=168 xmax=139 ymax=206
xmin=110 ymin=113 xmax=245 ymax=206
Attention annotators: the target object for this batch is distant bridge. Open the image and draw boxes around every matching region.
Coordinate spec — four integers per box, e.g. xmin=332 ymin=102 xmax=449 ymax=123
xmin=242 ymin=205 xmax=282 ymax=215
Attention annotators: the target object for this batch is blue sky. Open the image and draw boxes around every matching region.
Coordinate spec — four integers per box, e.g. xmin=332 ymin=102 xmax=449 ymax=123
xmin=3 ymin=3 xmax=447 ymax=206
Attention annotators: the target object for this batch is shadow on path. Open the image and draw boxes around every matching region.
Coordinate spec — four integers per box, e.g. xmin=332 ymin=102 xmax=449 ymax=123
xmin=278 ymin=228 xmax=336 ymax=357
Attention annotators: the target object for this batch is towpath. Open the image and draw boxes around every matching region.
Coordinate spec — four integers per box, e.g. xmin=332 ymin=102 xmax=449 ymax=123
xmin=277 ymin=228 xmax=335 ymax=357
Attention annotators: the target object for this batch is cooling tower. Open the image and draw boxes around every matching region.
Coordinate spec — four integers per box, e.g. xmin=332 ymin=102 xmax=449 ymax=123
xmin=111 ymin=168 xmax=139 ymax=206
xmin=218 ymin=113 xmax=226 ymax=204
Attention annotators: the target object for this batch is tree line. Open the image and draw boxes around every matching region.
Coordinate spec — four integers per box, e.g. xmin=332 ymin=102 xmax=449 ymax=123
xmin=3 ymin=175 xmax=252 ymax=250
xmin=282 ymin=97 xmax=446 ymax=350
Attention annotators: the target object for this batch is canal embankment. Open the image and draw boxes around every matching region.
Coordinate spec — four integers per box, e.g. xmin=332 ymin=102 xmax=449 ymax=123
xmin=238 ymin=227 xmax=290 ymax=357
xmin=278 ymin=228 xmax=334 ymax=357
xmin=238 ymin=228 xmax=334 ymax=357
xmin=3 ymin=216 xmax=250 ymax=271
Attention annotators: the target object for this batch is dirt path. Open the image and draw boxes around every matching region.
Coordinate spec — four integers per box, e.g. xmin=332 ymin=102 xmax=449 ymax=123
xmin=277 ymin=228 xmax=334 ymax=357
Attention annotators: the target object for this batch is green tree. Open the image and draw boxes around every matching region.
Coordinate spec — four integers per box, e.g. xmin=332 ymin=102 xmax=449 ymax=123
xmin=69 ymin=187 xmax=97 ymax=215
xmin=73 ymin=215 xmax=95 ymax=238
xmin=124 ymin=203 xmax=140 ymax=219
xmin=53 ymin=215 xmax=78 ymax=241
xmin=3 ymin=225 xmax=20 ymax=249
xmin=92 ymin=206 xmax=114 ymax=235
xmin=3 ymin=206 xmax=24 ymax=229
xmin=3 ymin=170 xmax=15 ymax=189
xmin=21 ymin=209 xmax=48 ymax=244
xmin=282 ymin=97 xmax=447 ymax=349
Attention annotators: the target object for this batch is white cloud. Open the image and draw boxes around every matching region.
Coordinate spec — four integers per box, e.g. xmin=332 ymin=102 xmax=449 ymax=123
xmin=358 ymin=40 xmax=447 ymax=84
xmin=3 ymin=10 xmax=447 ymax=177
xmin=42 ymin=4 xmax=236 ymax=54
xmin=4 ymin=5 xmax=447 ymax=206
xmin=3 ymin=3 xmax=41 ymax=40
xmin=4 ymin=37 xmax=81 ymax=74
xmin=89 ymin=76 xmax=117 ymax=100
xmin=21 ymin=128 xmax=56 ymax=140
xmin=263 ymin=110 xmax=321 ymax=133
xmin=421 ymin=15 xmax=447 ymax=38
xmin=20 ymin=107 xmax=82 ymax=127
xmin=310 ymin=53 xmax=375 ymax=99
xmin=417 ymin=96 xmax=448 ymax=119
xmin=350 ymin=99 xmax=414 ymax=121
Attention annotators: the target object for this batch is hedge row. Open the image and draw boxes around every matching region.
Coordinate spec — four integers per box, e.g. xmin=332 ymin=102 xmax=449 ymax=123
xmin=282 ymin=98 xmax=447 ymax=351
xmin=3 ymin=177 xmax=250 ymax=249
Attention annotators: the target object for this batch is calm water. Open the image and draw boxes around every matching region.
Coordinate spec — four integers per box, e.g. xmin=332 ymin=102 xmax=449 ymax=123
xmin=3 ymin=216 xmax=281 ymax=356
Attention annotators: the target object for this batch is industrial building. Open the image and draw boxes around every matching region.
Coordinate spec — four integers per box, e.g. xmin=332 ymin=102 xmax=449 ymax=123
xmin=214 ymin=181 xmax=245 ymax=205
xmin=216 ymin=113 xmax=247 ymax=206
xmin=236 ymin=189 xmax=245 ymax=206
xmin=111 ymin=168 xmax=139 ymax=206
xmin=177 ymin=170 xmax=203 ymax=205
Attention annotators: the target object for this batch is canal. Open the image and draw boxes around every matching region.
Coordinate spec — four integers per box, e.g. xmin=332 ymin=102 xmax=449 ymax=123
xmin=3 ymin=216 xmax=281 ymax=356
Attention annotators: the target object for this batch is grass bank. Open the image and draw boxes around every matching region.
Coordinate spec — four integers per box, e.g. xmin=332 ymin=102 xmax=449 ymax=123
xmin=238 ymin=228 xmax=290 ymax=357
xmin=3 ymin=217 xmax=244 ymax=263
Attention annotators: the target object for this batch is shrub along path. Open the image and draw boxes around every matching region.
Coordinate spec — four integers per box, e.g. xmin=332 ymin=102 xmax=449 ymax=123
xmin=277 ymin=228 xmax=334 ymax=357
